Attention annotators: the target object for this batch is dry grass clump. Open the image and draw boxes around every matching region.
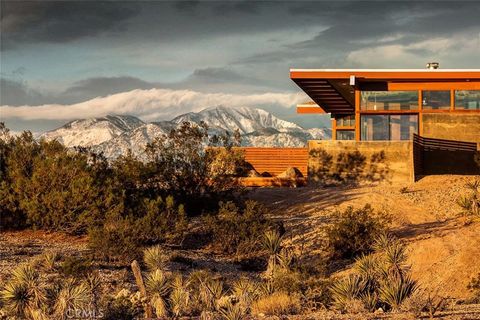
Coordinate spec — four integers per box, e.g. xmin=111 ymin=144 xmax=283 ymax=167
xmin=251 ymin=292 xmax=301 ymax=316
xmin=457 ymin=180 xmax=480 ymax=217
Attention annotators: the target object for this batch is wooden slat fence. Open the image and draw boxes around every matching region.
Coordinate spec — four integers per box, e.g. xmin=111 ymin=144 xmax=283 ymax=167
xmin=237 ymin=147 xmax=309 ymax=177
xmin=413 ymin=133 xmax=478 ymax=180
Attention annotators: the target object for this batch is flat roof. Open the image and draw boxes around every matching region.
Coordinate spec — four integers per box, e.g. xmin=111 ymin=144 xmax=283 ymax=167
xmin=290 ymin=69 xmax=480 ymax=114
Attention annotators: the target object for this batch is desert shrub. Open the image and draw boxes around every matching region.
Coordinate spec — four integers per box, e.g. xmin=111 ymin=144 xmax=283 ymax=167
xmin=203 ymin=200 xmax=273 ymax=255
xmin=59 ymin=256 xmax=93 ymax=278
xmin=327 ymin=204 xmax=391 ymax=259
xmin=88 ymin=196 xmax=186 ymax=261
xmin=145 ymin=121 xmax=244 ymax=212
xmin=102 ymin=290 xmax=143 ymax=320
xmin=251 ymin=292 xmax=301 ymax=316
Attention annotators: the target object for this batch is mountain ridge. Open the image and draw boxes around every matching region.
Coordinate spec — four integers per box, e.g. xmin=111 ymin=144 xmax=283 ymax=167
xmin=40 ymin=106 xmax=330 ymax=159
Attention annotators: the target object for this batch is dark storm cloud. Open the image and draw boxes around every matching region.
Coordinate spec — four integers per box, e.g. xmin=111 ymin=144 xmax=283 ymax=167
xmin=0 ymin=78 xmax=47 ymax=105
xmin=1 ymin=1 xmax=140 ymax=49
xmin=1 ymin=67 xmax=277 ymax=106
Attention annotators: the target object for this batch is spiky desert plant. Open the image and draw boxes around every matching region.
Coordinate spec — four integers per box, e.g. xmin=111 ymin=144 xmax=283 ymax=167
xmin=262 ymin=230 xmax=283 ymax=257
xmin=354 ymin=254 xmax=380 ymax=292
xmin=42 ymin=251 xmax=59 ymax=271
xmin=218 ymin=300 xmax=246 ymax=320
xmin=382 ymin=241 xmax=408 ymax=279
xmin=457 ymin=180 xmax=480 ymax=216
xmin=258 ymin=280 xmax=276 ymax=297
xmin=232 ymin=277 xmax=259 ymax=309
xmin=372 ymin=233 xmax=397 ymax=252
xmin=330 ymin=275 xmax=365 ymax=312
xmin=360 ymin=291 xmax=379 ymax=312
xmin=199 ymin=278 xmax=224 ymax=311
xmin=83 ymin=272 xmax=101 ymax=313
xmin=170 ymin=274 xmax=190 ymax=317
xmin=143 ymin=245 xmax=168 ymax=271
xmin=277 ymin=248 xmax=296 ymax=271
xmin=151 ymin=295 xmax=168 ymax=318
xmin=379 ymin=274 xmax=418 ymax=311
xmin=54 ymin=278 xmax=90 ymax=319
xmin=145 ymin=269 xmax=170 ymax=298
xmin=0 ymin=264 xmax=47 ymax=318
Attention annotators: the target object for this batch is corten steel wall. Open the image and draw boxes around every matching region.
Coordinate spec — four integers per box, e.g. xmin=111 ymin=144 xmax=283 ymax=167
xmin=308 ymin=140 xmax=413 ymax=183
xmin=422 ymin=114 xmax=480 ymax=143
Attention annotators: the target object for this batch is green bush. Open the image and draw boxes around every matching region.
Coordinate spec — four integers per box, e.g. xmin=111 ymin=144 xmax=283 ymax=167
xmin=203 ymin=200 xmax=273 ymax=255
xmin=88 ymin=196 xmax=187 ymax=261
xmin=326 ymin=204 xmax=391 ymax=259
xmin=59 ymin=256 xmax=93 ymax=278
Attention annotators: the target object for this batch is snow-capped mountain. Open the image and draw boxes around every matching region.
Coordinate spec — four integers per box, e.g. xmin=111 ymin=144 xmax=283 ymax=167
xmin=172 ymin=106 xmax=302 ymax=135
xmin=40 ymin=115 xmax=144 ymax=147
xmin=41 ymin=106 xmax=330 ymax=159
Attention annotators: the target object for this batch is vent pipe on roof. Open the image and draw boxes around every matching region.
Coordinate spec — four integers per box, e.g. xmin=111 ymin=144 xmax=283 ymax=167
xmin=426 ymin=62 xmax=439 ymax=69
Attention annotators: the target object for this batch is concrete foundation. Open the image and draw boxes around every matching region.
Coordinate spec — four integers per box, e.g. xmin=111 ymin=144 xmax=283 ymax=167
xmin=308 ymin=140 xmax=413 ymax=183
xmin=422 ymin=113 xmax=480 ymax=143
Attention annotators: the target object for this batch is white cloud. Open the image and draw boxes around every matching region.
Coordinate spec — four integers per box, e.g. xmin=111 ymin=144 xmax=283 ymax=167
xmin=1 ymin=88 xmax=306 ymax=122
xmin=345 ymin=35 xmax=479 ymax=68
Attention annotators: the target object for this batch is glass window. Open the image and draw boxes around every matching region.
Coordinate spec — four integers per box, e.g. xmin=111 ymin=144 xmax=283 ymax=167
xmin=336 ymin=130 xmax=355 ymax=140
xmin=361 ymin=115 xmax=418 ymax=141
xmin=422 ymin=90 xmax=450 ymax=110
xmin=336 ymin=115 xmax=355 ymax=127
xmin=455 ymin=90 xmax=480 ymax=110
xmin=361 ymin=91 xmax=419 ymax=111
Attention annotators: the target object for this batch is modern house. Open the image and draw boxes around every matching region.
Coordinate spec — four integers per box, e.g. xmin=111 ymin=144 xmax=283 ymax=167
xmin=291 ymin=66 xmax=480 ymax=181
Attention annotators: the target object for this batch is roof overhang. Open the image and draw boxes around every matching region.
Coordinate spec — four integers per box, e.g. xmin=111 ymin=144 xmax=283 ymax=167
xmin=290 ymin=69 xmax=480 ymax=115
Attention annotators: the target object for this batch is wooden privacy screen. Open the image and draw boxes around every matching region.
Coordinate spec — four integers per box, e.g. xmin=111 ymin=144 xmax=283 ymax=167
xmin=413 ymin=134 xmax=478 ymax=179
xmin=238 ymin=147 xmax=309 ymax=177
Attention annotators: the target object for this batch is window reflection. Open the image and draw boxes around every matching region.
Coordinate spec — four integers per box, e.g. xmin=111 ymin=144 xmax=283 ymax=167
xmin=361 ymin=91 xmax=419 ymax=111
xmin=422 ymin=91 xmax=450 ymax=110
xmin=361 ymin=115 xmax=418 ymax=141
xmin=455 ymin=90 xmax=480 ymax=110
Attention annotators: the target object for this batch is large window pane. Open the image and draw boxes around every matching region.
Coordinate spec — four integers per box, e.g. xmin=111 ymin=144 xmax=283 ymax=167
xmin=361 ymin=91 xmax=419 ymax=111
xmin=336 ymin=130 xmax=355 ymax=140
xmin=455 ymin=90 xmax=480 ymax=110
xmin=361 ymin=115 xmax=418 ymax=141
xmin=422 ymin=90 xmax=450 ymax=110
xmin=336 ymin=115 xmax=355 ymax=127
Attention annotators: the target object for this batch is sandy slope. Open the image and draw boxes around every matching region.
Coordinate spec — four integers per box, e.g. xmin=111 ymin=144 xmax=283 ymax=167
xmin=248 ymin=175 xmax=480 ymax=300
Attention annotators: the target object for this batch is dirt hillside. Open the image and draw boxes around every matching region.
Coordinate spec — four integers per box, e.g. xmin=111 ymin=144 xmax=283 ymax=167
xmin=248 ymin=175 xmax=480 ymax=300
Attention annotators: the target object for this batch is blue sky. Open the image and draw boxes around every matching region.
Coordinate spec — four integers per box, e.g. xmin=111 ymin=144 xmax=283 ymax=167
xmin=1 ymin=1 xmax=480 ymax=132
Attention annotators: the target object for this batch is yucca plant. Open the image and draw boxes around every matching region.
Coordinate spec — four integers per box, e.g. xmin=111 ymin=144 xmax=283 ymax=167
xmin=0 ymin=264 xmax=47 ymax=318
xmin=42 ymin=251 xmax=59 ymax=271
xmin=382 ymin=241 xmax=408 ymax=279
xmin=54 ymin=278 xmax=90 ymax=319
xmin=145 ymin=269 xmax=170 ymax=298
xmin=372 ymin=233 xmax=397 ymax=253
xmin=379 ymin=274 xmax=418 ymax=311
xmin=170 ymin=274 xmax=190 ymax=317
xmin=143 ymin=245 xmax=168 ymax=271
xmin=330 ymin=275 xmax=365 ymax=312
xmin=218 ymin=300 xmax=246 ymax=320
xmin=232 ymin=277 xmax=259 ymax=308
xmin=354 ymin=254 xmax=380 ymax=292
xmin=199 ymin=278 xmax=224 ymax=311
xmin=360 ymin=291 xmax=379 ymax=312
xmin=258 ymin=280 xmax=275 ymax=298
xmin=262 ymin=230 xmax=283 ymax=257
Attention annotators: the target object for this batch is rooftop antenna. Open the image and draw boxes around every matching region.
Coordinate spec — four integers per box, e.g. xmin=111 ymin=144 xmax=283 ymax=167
xmin=426 ymin=62 xmax=439 ymax=70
